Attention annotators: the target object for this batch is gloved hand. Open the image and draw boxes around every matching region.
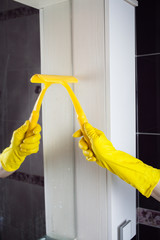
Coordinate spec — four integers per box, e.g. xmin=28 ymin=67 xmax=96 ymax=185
xmin=0 ymin=120 xmax=41 ymax=172
xmin=73 ymin=122 xmax=160 ymax=198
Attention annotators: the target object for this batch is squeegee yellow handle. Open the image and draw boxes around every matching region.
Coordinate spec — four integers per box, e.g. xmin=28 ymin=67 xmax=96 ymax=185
xmin=62 ymin=82 xmax=92 ymax=148
xmin=26 ymin=83 xmax=51 ymax=138
xmin=26 ymin=110 xmax=40 ymax=137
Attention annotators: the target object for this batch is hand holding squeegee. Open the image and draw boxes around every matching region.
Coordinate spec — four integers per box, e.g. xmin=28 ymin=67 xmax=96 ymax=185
xmin=26 ymin=74 xmax=92 ymax=149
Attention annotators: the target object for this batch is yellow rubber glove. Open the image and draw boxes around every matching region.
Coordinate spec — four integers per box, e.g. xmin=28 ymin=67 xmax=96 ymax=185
xmin=0 ymin=120 xmax=41 ymax=172
xmin=73 ymin=123 xmax=160 ymax=198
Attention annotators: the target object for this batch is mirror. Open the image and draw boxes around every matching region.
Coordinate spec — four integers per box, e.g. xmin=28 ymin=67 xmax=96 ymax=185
xmin=0 ymin=0 xmax=45 ymax=239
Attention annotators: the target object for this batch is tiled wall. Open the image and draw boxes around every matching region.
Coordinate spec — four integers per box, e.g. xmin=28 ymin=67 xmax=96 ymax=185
xmin=0 ymin=0 xmax=45 ymax=239
xmin=136 ymin=0 xmax=160 ymax=239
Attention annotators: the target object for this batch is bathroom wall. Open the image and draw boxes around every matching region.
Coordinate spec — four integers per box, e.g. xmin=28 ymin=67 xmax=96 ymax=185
xmin=0 ymin=0 xmax=45 ymax=239
xmin=136 ymin=0 xmax=160 ymax=239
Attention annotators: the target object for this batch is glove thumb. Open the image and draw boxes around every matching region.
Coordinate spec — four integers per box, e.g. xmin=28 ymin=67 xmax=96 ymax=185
xmin=83 ymin=123 xmax=97 ymax=141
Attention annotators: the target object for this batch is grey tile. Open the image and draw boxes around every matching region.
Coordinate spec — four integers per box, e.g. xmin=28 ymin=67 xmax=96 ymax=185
xmin=26 ymin=14 xmax=40 ymax=69
xmin=0 ymin=120 xmax=8 ymax=151
xmin=0 ymin=178 xmax=7 ymax=215
xmin=0 ymin=59 xmax=14 ymax=124
xmin=6 ymin=70 xmax=30 ymax=121
xmin=0 ymin=225 xmax=21 ymax=240
xmin=29 ymin=140 xmax=44 ymax=176
xmin=0 ymin=70 xmax=6 ymax=121
xmin=5 ymin=179 xmax=32 ymax=224
xmin=0 ymin=0 xmax=25 ymax=12
xmin=30 ymin=184 xmax=45 ymax=238
xmin=6 ymin=16 xmax=28 ymax=55
xmin=18 ymin=154 xmax=31 ymax=174
xmin=1 ymin=179 xmax=44 ymax=240
xmin=0 ymin=22 xmax=7 ymax=58
xmin=7 ymin=0 xmax=26 ymax=11
xmin=6 ymin=14 xmax=40 ymax=71
xmin=1 ymin=179 xmax=45 ymax=240
xmin=0 ymin=0 xmax=8 ymax=12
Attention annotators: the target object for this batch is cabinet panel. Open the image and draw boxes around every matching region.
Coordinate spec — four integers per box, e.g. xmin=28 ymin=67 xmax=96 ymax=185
xmin=40 ymin=2 xmax=76 ymax=239
xmin=72 ymin=0 xmax=107 ymax=239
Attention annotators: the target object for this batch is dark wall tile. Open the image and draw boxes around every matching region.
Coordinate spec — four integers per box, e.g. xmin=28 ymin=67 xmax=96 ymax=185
xmin=0 ymin=22 xmax=7 ymax=57
xmin=0 ymin=225 xmax=21 ymax=240
xmin=6 ymin=70 xmax=30 ymax=121
xmin=0 ymin=179 xmax=45 ymax=240
xmin=137 ymin=55 xmax=160 ymax=133
xmin=0 ymin=0 xmax=25 ymax=12
xmin=30 ymin=184 xmax=45 ymax=238
xmin=138 ymin=224 xmax=160 ymax=240
xmin=136 ymin=0 xmax=160 ymax=55
xmin=137 ymin=134 xmax=160 ymax=210
xmin=18 ymin=152 xmax=31 ymax=174
xmin=5 ymin=180 xmax=32 ymax=227
xmin=0 ymin=0 xmax=8 ymax=12
xmin=1 ymin=120 xmax=20 ymax=151
xmin=6 ymin=14 xmax=40 ymax=71
xmin=26 ymin=14 xmax=40 ymax=69
xmin=29 ymin=140 xmax=44 ymax=176
xmin=0 ymin=68 xmax=8 ymax=121
xmin=138 ymin=134 xmax=160 ymax=168
xmin=7 ymin=0 xmax=26 ymax=11
xmin=6 ymin=16 xmax=28 ymax=55
xmin=138 ymin=192 xmax=160 ymax=212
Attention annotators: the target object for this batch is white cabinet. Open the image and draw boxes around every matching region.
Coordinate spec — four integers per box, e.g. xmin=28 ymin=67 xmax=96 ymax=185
xmin=14 ymin=0 xmax=137 ymax=239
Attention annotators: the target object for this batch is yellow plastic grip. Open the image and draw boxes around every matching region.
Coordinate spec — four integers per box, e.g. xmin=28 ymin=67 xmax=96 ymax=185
xmin=26 ymin=83 xmax=51 ymax=138
xmin=61 ymin=82 xmax=91 ymax=149
xmin=26 ymin=110 xmax=39 ymax=137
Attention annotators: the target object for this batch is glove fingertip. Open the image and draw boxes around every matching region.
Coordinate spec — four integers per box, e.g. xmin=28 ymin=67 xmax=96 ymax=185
xmin=33 ymin=124 xmax=41 ymax=134
xmin=84 ymin=122 xmax=92 ymax=130
xmin=72 ymin=129 xmax=82 ymax=138
xmin=86 ymin=156 xmax=96 ymax=162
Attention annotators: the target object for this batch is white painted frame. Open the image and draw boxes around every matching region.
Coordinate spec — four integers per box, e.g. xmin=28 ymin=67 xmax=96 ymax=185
xmin=14 ymin=0 xmax=137 ymax=239
xmin=106 ymin=1 xmax=136 ymax=238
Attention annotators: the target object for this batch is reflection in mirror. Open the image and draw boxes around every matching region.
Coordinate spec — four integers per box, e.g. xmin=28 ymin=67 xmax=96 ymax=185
xmin=0 ymin=0 xmax=45 ymax=239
